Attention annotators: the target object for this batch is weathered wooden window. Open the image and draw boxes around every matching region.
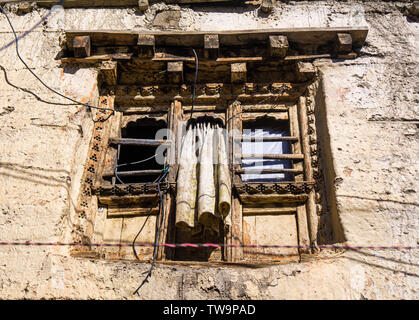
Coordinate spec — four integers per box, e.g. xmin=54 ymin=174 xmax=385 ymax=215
xmin=67 ymin=27 xmax=367 ymax=263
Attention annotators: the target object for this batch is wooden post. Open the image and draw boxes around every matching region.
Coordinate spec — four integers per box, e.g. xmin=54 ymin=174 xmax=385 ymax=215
xmin=73 ymin=36 xmax=91 ymax=58
xmin=157 ymin=100 xmax=182 ymax=260
xmin=226 ymin=101 xmax=243 ymax=262
xmin=289 ymin=103 xmax=311 ymax=253
xmin=297 ymin=96 xmax=318 ymax=251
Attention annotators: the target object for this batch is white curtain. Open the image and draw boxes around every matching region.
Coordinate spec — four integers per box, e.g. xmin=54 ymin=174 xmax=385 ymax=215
xmin=175 ymin=122 xmax=231 ymax=234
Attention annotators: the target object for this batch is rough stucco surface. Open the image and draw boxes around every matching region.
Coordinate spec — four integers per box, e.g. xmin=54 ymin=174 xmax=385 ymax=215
xmin=0 ymin=1 xmax=418 ymax=299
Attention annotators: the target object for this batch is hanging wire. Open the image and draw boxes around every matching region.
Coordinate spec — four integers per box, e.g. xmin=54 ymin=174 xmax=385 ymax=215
xmin=133 ymin=167 xmax=169 ymax=296
xmin=0 ymin=4 xmax=115 ymax=115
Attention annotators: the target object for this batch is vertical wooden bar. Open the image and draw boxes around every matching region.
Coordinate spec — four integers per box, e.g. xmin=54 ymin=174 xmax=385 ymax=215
xmin=227 ymin=101 xmax=243 ymax=262
xmin=297 ymin=96 xmax=318 ymax=251
xmin=289 ymin=103 xmax=311 ymax=253
xmin=157 ymin=100 xmax=182 ymax=260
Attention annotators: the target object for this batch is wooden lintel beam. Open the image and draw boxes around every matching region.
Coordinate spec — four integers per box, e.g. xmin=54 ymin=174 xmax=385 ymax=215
xmin=73 ymin=35 xmax=91 ymax=58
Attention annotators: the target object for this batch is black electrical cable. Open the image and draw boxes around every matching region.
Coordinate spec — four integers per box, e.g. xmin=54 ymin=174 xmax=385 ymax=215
xmin=133 ymin=168 xmax=169 ymax=296
xmin=131 ymin=168 xmax=167 ymax=260
xmin=0 ymin=5 xmax=115 ymax=115
xmin=0 ymin=0 xmax=66 ymax=53
xmin=189 ymin=48 xmax=199 ymax=120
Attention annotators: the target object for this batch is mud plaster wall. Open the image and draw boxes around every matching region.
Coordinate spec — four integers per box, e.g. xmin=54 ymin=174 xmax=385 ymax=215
xmin=0 ymin=1 xmax=418 ymax=299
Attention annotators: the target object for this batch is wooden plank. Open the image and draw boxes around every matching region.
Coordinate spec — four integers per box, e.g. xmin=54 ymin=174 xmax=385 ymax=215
xmin=109 ymin=137 xmax=171 ymax=146
xmin=241 ymin=153 xmax=304 ymax=160
xmin=243 ymin=207 xmax=296 ymax=215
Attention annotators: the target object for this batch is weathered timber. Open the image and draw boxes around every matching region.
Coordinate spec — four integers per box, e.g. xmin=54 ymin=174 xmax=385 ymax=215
xmin=138 ymin=34 xmax=155 ymax=58
xmin=289 ymin=104 xmax=304 ymax=181
xmin=260 ymin=0 xmax=274 ymax=14
xmin=297 ymin=96 xmax=318 ymax=249
xmin=231 ymin=63 xmax=247 ymax=83
xmin=269 ymin=35 xmax=288 ymax=58
xmin=73 ymin=35 xmax=91 ymax=58
xmin=241 ymin=153 xmax=304 ymax=160
xmin=108 ymin=138 xmax=171 ymax=146
xmin=138 ymin=0 xmax=149 ymax=11
xmin=243 ymin=207 xmax=296 ymax=215
xmin=204 ymin=34 xmax=219 ymax=59
xmin=296 ymin=204 xmax=310 ymax=253
xmin=65 ymin=27 xmax=368 ymax=51
xmin=296 ymin=62 xmax=316 ymax=82
xmin=335 ymin=33 xmax=352 ymax=54
xmin=103 ymin=169 xmax=162 ymax=179
xmin=107 ymin=206 xmax=159 ymax=217
xmin=239 ymin=193 xmax=308 ymax=205
xmin=167 ymin=61 xmax=184 ymax=84
xmin=98 ymin=60 xmax=117 ymax=86
xmin=158 ymin=100 xmax=182 ymax=260
xmin=98 ymin=194 xmax=159 ymax=206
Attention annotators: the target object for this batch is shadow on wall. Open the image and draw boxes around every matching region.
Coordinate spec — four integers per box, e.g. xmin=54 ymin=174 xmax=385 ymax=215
xmin=314 ymin=74 xmax=346 ymax=245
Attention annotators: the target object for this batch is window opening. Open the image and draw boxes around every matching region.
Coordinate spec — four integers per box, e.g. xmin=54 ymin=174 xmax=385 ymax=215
xmin=112 ymin=118 xmax=167 ymax=184
xmin=242 ymin=118 xmax=293 ymax=182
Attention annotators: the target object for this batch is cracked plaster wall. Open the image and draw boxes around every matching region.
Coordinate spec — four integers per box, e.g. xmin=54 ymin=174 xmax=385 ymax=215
xmin=0 ymin=1 xmax=417 ymax=299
